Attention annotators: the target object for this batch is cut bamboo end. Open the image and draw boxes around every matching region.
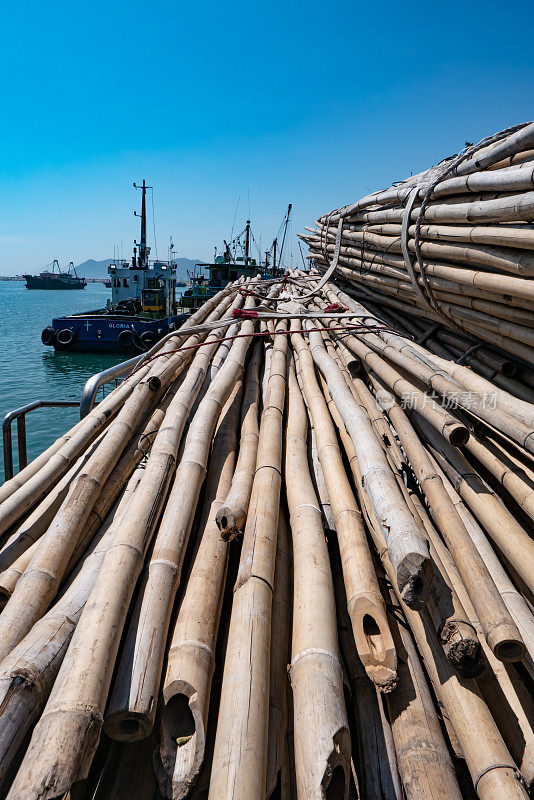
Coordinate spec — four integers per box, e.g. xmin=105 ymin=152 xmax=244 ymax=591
xmin=348 ymin=598 xmax=398 ymax=692
xmin=148 ymin=375 xmax=162 ymax=391
xmin=395 ymin=550 xmax=433 ymax=610
xmin=443 ymin=420 xmax=470 ymax=447
xmin=289 ymin=652 xmax=351 ymax=800
xmin=439 ymin=619 xmax=484 ymax=678
xmin=215 ymin=506 xmax=243 ymax=541
xmin=157 ymin=682 xmax=205 ymax=800
xmin=486 ymin=622 xmax=527 ymax=663
xmin=103 ymin=711 xmax=152 ymax=742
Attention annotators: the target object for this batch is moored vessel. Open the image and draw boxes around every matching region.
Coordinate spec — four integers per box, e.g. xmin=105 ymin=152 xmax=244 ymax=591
xmin=179 ymin=209 xmax=291 ymax=310
xmin=41 ymin=180 xmax=188 ymax=353
xmin=24 ymin=261 xmax=86 ymax=290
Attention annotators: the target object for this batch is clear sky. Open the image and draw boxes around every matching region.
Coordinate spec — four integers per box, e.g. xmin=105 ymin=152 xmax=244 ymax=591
xmin=1 ymin=0 xmax=533 ymax=274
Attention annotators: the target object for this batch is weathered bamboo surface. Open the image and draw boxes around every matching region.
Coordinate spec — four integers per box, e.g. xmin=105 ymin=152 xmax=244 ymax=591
xmin=1 ymin=163 xmax=534 ymax=800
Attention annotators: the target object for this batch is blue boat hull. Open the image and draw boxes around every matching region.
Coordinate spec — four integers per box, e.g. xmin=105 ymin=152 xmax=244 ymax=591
xmin=43 ymin=310 xmax=190 ymax=353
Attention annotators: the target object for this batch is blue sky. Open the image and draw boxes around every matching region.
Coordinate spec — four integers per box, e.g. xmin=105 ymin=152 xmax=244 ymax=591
xmin=1 ymin=0 xmax=533 ymax=273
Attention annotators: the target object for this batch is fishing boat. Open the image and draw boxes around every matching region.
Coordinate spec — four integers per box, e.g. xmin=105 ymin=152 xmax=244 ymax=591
xmin=24 ymin=261 xmax=87 ymax=290
xmin=41 ymin=180 xmax=189 ymax=353
xmin=179 ymin=208 xmax=291 ymax=310
xmin=179 ymin=221 xmax=262 ymax=311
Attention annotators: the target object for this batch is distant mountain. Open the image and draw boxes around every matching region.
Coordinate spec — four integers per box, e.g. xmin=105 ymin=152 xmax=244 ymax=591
xmin=75 ymin=257 xmax=202 ymax=282
xmin=75 ymin=259 xmax=114 ymax=278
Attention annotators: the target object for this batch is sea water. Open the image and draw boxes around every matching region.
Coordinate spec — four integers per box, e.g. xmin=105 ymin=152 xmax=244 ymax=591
xmin=0 ymin=281 xmax=125 ymax=480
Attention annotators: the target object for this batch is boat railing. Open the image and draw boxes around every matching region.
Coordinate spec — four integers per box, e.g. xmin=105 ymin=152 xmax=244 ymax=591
xmin=78 ymin=355 xmax=142 ymax=419
xmin=2 ymin=355 xmax=143 ymax=480
xmin=2 ymin=401 xmax=81 ymax=481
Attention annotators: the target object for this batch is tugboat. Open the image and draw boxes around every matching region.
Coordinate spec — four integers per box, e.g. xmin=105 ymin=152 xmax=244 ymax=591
xmin=24 ymin=260 xmax=87 ymax=290
xmin=41 ymin=180 xmax=188 ymax=353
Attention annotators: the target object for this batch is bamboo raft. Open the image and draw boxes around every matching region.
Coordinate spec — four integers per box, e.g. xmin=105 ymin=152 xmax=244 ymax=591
xmin=0 ymin=127 xmax=534 ymax=800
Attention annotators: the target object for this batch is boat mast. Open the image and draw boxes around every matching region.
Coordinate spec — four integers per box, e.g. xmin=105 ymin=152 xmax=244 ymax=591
xmin=244 ymin=220 xmax=251 ymax=266
xmin=278 ymin=203 xmax=292 ymax=272
xmin=133 ymin=179 xmax=151 ymax=268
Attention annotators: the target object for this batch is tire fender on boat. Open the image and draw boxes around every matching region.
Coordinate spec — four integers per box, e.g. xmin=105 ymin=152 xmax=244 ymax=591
xmin=56 ymin=328 xmax=75 ymax=346
xmin=118 ymin=329 xmax=136 ymax=350
xmin=41 ymin=327 xmax=56 ymax=346
xmin=140 ymin=331 xmax=157 ymax=348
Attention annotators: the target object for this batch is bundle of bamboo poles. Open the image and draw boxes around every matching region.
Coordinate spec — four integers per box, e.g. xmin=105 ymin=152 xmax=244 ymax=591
xmin=0 ymin=262 xmax=533 ymax=800
xmin=299 ymin=121 xmax=534 ymax=370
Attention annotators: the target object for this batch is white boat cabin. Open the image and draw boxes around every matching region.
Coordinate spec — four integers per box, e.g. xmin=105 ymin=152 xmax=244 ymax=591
xmin=108 ymin=260 xmax=177 ymax=316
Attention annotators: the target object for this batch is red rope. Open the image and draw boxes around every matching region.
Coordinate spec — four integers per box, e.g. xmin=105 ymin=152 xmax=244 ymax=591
xmin=238 ymin=287 xmax=265 ymax=299
xmin=232 ymin=308 xmax=259 ymax=319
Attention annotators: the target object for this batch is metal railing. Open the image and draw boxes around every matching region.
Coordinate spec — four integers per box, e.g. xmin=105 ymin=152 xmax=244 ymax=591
xmin=2 ymin=355 xmax=143 ymax=481
xmin=79 ymin=355 xmax=141 ymax=418
xmin=2 ymin=401 xmax=80 ymax=481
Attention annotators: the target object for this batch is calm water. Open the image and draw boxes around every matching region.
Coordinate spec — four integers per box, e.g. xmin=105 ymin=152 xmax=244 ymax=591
xmin=0 ymin=281 xmax=126 ymax=479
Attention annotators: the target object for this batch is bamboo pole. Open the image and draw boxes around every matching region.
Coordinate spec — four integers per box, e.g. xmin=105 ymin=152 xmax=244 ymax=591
xmin=0 ymin=544 xmax=35 ymax=605
xmin=0 ymin=430 xmax=108 ymax=578
xmin=0 ymin=371 xmax=144 ymax=535
xmin=104 ymin=300 xmax=256 ymax=741
xmin=0 ymin=415 xmax=88 ymax=505
xmin=428 ymin=454 xmax=534 ymax=671
xmin=155 ymin=381 xmax=242 ymax=799
xmin=305 ymin=322 xmax=432 ymax=607
xmin=394 ymin=468 xmax=485 ymax=678
xmin=313 ymin=224 xmax=534 ymax=276
xmin=216 ymin=340 xmax=262 ymax=540
xmin=302 ymin=228 xmax=534 ymax=359
xmin=418 ymin=488 xmax=534 ymax=790
xmin=346 ymin=190 xmax=534 ymax=229
xmin=309 ymin=426 xmax=336 ymax=531
xmin=266 ymin=506 xmax=291 ymax=799
xmin=308 ymin=289 xmax=469 ymax=447
xmin=0 ymin=372 xmax=161 ymax=660
xmin=208 ymin=321 xmax=288 ymax=800
xmin=476 ymin=655 xmax=534 ymax=791
xmin=0 ymin=381 xmax=180 ymax=605
xmin=284 ymin=361 xmax=350 ymax=799
xmin=290 ymin=327 xmax=397 ymax=689
xmin=385 ymin=589 xmax=464 ymax=800
xmin=324 ymin=283 xmax=534 ymax=453
xmin=463 ymin=433 xmax=534 ymax=524
xmin=414 ymin=347 xmax=534 ymax=429
xmin=319 ymin=362 xmax=483 ymax=677
xmin=0 ymin=467 xmax=143 ymax=786
xmin=328 ymin=535 xmax=402 ymax=800
xmin=323 ymin=246 xmax=534 ymax=305
xmin=318 ymin=379 xmax=470 ymax=769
